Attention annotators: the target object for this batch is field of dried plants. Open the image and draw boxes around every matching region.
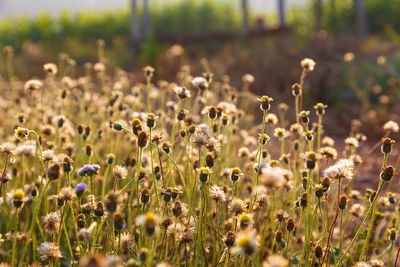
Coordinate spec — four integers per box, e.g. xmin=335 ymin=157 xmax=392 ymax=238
xmin=0 ymin=43 xmax=399 ymax=267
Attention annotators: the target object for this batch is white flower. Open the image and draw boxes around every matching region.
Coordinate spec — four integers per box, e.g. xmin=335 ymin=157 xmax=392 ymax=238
xmin=174 ymin=86 xmax=191 ymax=99
xmin=42 ymin=149 xmax=55 ymax=161
xmin=383 ymin=120 xmax=399 ymax=133
xmin=233 ymin=230 xmax=259 ymax=256
xmin=113 ymin=165 xmax=128 ymax=180
xmin=242 ymin=74 xmax=255 ymax=84
xmin=324 ymin=159 xmax=354 ymax=180
xmin=259 ymin=166 xmax=289 ymax=188
xmin=300 ymin=58 xmax=316 ymax=71
xmin=192 ymin=76 xmax=209 ymax=90
xmin=193 ymin=124 xmax=210 ymax=146
xmin=262 ymin=254 xmax=289 ymax=267
xmin=345 ymin=137 xmax=359 ymax=148
xmin=209 ymin=185 xmax=226 ymax=202
xmin=37 ymin=242 xmax=62 ymax=260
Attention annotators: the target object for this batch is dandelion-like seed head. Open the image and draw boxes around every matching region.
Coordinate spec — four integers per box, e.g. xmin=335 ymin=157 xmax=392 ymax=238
xmin=0 ymin=142 xmax=16 ymax=155
xmin=383 ymin=120 xmax=399 ymax=133
xmin=113 ymin=165 xmax=128 ymax=180
xmin=43 ymin=63 xmax=58 ymax=75
xmin=192 ymin=76 xmax=209 ymax=90
xmin=174 ymin=86 xmax=191 ymax=99
xmin=242 ymin=74 xmax=255 ymax=84
xmin=300 ymin=58 xmax=316 ymax=72
xmin=37 ymin=242 xmax=62 ymax=260
xmin=24 ymin=79 xmax=42 ymax=91
xmin=324 ymin=159 xmax=354 ymax=180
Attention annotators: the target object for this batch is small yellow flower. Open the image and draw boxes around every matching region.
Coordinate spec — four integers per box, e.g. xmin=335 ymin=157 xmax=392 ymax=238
xmin=14 ymin=127 xmax=29 ymax=140
xmin=13 ymin=189 xmax=25 ymax=201
xmin=144 ymin=66 xmax=155 ymax=78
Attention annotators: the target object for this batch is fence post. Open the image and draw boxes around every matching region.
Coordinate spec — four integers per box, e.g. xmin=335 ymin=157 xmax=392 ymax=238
xmin=241 ymin=0 xmax=249 ymax=34
xmin=354 ymin=0 xmax=367 ymax=38
xmin=278 ymin=0 xmax=286 ymax=26
xmin=143 ymin=0 xmax=152 ymax=39
xmin=130 ymin=0 xmax=141 ymax=48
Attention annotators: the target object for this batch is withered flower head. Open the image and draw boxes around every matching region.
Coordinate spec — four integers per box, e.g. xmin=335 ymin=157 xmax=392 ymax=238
xmin=300 ymin=58 xmax=316 ymax=72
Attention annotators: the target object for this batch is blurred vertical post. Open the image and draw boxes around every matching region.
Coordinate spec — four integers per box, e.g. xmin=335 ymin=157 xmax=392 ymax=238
xmin=278 ymin=0 xmax=286 ymax=26
xmin=314 ymin=0 xmax=322 ymax=32
xmin=130 ymin=0 xmax=141 ymax=49
xmin=241 ymin=0 xmax=249 ymax=34
xmin=354 ymin=0 xmax=368 ymax=38
xmin=143 ymin=0 xmax=152 ymax=39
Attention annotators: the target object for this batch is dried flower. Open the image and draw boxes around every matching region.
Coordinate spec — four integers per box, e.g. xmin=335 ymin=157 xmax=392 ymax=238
xmin=324 ymin=159 xmax=354 ymax=180
xmin=37 ymin=242 xmax=62 ymax=260
xmin=300 ymin=58 xmax=316 ymax=72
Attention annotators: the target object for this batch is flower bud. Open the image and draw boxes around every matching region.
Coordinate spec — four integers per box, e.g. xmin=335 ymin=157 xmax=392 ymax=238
xmin=172 ymin=201 xmax=183 ymax=217
xmin=339 ymin=195 xmax=347 ymax=210
xmin=314 ymin=245 xmax=323 ymax=259
xmin=12 ymin=190 xmax=25 ymax=208
xmin=381 ymin=138 xmax=395 ymax=154
xmin=291 ymin=83 xmax=302 ymax=96
xmin=141 ymin=188 xmax=150 ymax=204
xmin=94 ymin=202 xmax=105 ymax=217
xmin=286 ymin=218 xmax=295 ymax=232
xmin=315 ymin=184 xmax=324 ymax=198
xmin=146 ymin=113 xmax=156 ymax=128
xmin=300 ymin=192 xmax=307 ymax=208
xmin=113 ymin=212 xmax=126 ymax=231
xmin=389 ymin=228 xmax=396 ymax=241
xmin=137 ymin=131 xmax=148 ymax=148
xmin=381 ymin=165 xmax=395 ymax=182
xmin=113 ymin=122 xmax=123 ymax=131
xmin=224 ymin=231 xmax=235 ymax=247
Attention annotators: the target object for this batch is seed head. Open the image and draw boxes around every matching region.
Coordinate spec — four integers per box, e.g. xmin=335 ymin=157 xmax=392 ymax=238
xmin=37 ymin=242 xmax=62 ymax=260
xmin=43 ymin=63 xmax=58 ymax=75
xmin=383 ymin=120 xmax=399 ymax=133
xmin=324 ymin=159 xmax=354 ymax=180
xmin=113 ymin=212 xmax=126 ymax=231
xmin=174 ymin=86 xmax=191 ymax=99
xmin=381 ymin=138 xmax=395 ymax=154
xmin=300 ymin=58 xmax=316 ymax=72
xmin=192 ymin=76 xmax=209 ymax=90
xmin=137 ymin=131 xmax=149 ymax=148
xmin=113 ymin=165 xmax=128 ymax=180
xmin=381 ymin=165 xmax=396 ymax=182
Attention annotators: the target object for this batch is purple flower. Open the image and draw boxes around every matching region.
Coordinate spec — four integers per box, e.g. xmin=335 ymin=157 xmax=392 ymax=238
xmin=77 ymin=164 xmax=101 ymax=176
xmin=75 ymin=182 xmax=87 ymax=193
